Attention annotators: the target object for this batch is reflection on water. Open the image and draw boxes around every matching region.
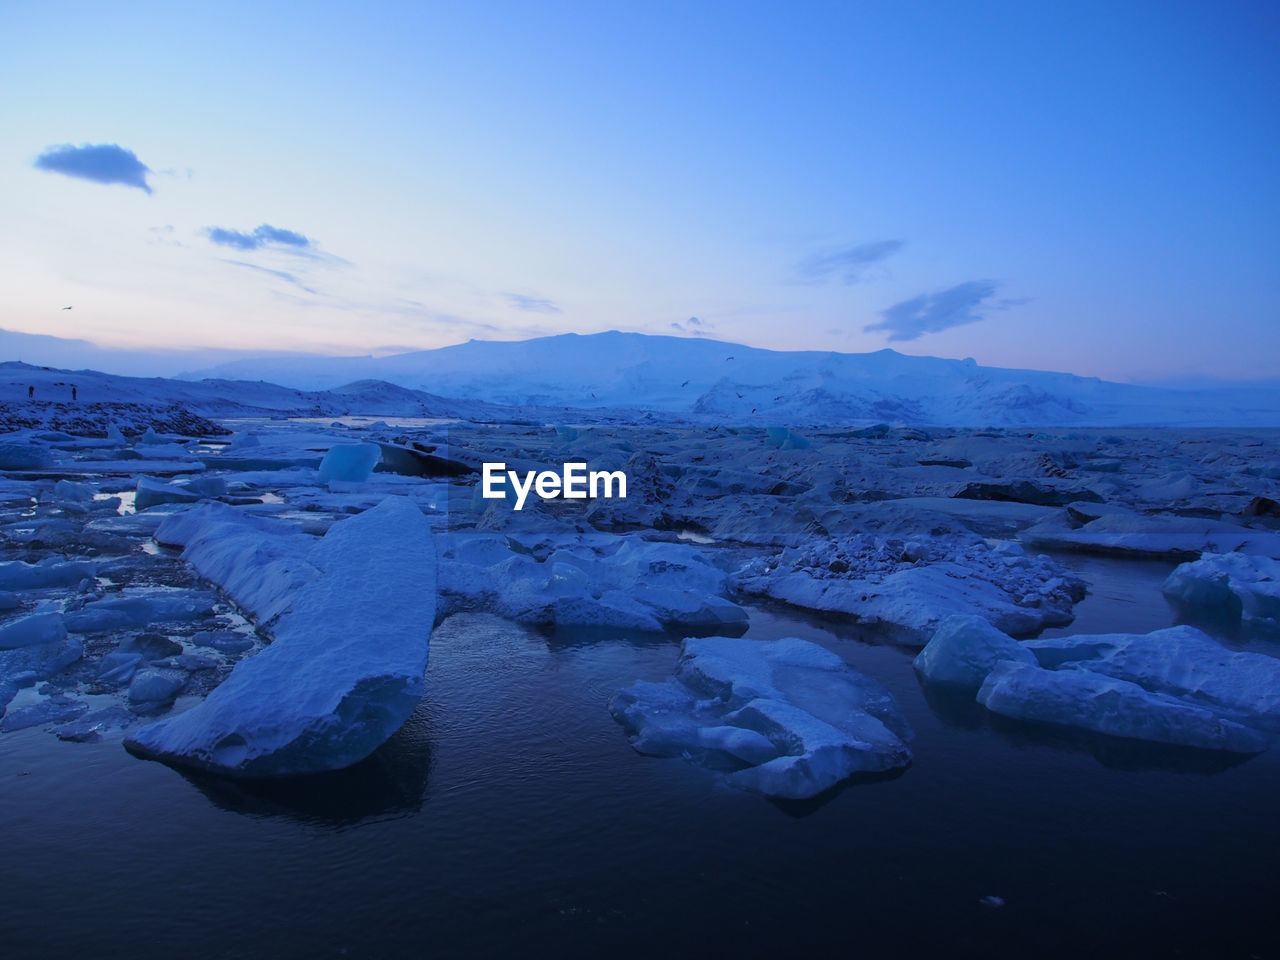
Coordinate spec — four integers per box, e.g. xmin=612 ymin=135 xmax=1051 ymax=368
xmin=174 ymin=706 xmax=435 ymax=828
xmin=3 ymin=558 xmax=1280 ymax=958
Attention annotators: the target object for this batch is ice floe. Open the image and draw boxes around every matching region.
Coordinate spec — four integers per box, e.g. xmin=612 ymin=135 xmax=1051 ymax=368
xmin=611 ymin=636 xmax=912 ymax=799
xmin=125 ymin=496 xmax=436 ymax=776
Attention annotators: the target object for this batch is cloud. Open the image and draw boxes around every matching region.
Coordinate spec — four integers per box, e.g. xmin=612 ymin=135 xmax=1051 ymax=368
xmin=34 ymin=143 xmax=153 ymax=193
xmin=796 ymin=239 xmax=903 ymax=284
xmin=506 ymin=293 xmax=561 ymax=314
xmin=220 ymin=258 xmax=318 ymax=295
xmin=206 ymin=224 xmax=312 ymax=251
xmin=865 ymin=280 xmax=1022 ymax=342
xmin=670 ymin=316 xmax=713 ymax=336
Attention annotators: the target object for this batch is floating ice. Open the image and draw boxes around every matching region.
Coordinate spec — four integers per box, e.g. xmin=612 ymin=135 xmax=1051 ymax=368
xmin=317 ymin=442 xmax=382 ymax=483
xmin=65 ymin=591 xmax=216 ymax=633
xmin=913 ymin=614 xmax=1036 ymax=692
xmin=1 ymin=695 xmax=89 ymax=733
xmin=977 ymin=660 xmax=1266 ymax=753
xmin=125 ymin=496 xmax=436 ymax=777
xmin=0 ymin=559 xmax=96 ymax=591
xmin=439 ymin=534 xmax=747 ymax=632
xmin=0 ymin=443 xmax=54 ymax=470
xmin=1023 ymin=626 xmax=1280 ymax=731
xmin=135 ymin=476 xmax=202 ymax=511
xmin=128 ymin=668 xmax=187 ymax=705
xmin=611 ymin=636 xmax=912 ymax=799
xmin=1162 ymin=553 xmax=1279 ymax=636
xmin=0 ymin=612 xmax=68 ymax=650
xmin=52 ymin=479 xmax=94 ymax=503
xmin=0 ymin=638 xmax=83 ymax=716
xmin=736 ymin=535 xmax=1084 ymax=644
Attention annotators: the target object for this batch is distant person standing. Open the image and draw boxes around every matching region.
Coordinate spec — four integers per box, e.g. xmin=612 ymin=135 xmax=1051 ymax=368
xmin=27 ymin=385 xmax=34 ymax=400
xmin=71 ymin=384 xmax=77 ymax=402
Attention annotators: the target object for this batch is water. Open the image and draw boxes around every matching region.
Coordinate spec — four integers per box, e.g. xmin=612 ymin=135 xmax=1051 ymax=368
xmin=2 ymin=557 xmax=1279 ymax=958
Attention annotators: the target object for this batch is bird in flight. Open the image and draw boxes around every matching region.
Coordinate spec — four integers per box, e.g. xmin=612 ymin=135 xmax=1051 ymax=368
xmin=681 ymin=380 xmax=690 ymax=387
xmin=61 ymin=305 xmax=73 ymax=310
xmin=725 ymin=356 xmax=734 ymax=361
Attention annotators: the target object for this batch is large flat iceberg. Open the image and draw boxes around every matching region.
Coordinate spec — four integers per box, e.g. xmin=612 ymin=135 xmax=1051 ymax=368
xmin=611 ymin=636 xmax=912 ymax=799
xmin=126 ymin=496 xmax=436 ymax=776
xmin=914 ymin=617 xmax=1280 ymax=752
xmin=976 ymin=660 xmax=1266 ymax=753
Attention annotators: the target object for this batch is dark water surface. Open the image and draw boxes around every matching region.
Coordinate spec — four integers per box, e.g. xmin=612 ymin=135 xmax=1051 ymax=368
xmin=2 ymin=555 xmax=1278 ymax=959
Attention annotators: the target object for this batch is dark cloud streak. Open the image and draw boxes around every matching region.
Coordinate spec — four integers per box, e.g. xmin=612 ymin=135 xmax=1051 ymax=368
xmin=865 ymin=280 xmax=1016 ymax=341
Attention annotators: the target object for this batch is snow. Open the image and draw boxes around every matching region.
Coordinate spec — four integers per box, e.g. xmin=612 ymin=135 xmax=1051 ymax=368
xmin=1163 ymin=553 xmax=1280 ymax=635
xmin=125 ymin=496 xmax=436 ymax=776
xmin=154 ymin=504 xmax=315 ymax=624
xmin=179 ymin=331 xmax=1280 ymax=427
xmin=611 ymin=636 xmax=912 ymax=799
xmin=735 ymin=535 xmax=1084 ymax=644
xmin=913 ymin=614 xmax=1036 ymax=691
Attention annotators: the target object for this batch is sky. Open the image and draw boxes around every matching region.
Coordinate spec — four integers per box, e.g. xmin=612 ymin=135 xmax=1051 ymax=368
xmin=0 ymin=0 xmax=1277 ymax=381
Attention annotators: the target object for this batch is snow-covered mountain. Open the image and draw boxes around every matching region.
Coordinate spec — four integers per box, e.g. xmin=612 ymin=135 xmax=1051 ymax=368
xmin=185 ymin=331 xmax=1280 ymax=427
xmin=0 ymin=362 xmax=509 ymax=421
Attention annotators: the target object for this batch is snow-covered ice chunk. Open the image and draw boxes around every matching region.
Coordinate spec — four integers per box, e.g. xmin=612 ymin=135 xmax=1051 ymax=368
xmin=611 ymin=636 xmax=912 ymax=799
xmin=153 ymin=504 xmax=314 ymax=625
xmin=0 ymin=612 xmax=68 ymax=650
xmin=318 ymin=442 xmax=382 ymax=483
xmin=1023 ymin=626 xmax=1280 ymax=731
xmin=736 ymin=534 xmax=1084 ymax=644
xmin=125 ymin=496 xmax=436 ymax=777
xmin=913 ymin=614 xmax=1035 ymax=692
xmin=1162 ymin=553 xmax=1279 ymax=636
xmin=976 ymin=660 xmax=1266 ymax=753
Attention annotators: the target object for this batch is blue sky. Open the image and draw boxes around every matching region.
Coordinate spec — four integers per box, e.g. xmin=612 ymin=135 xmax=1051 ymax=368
xmin=1 ymin=0 xmax=1276 ymax=380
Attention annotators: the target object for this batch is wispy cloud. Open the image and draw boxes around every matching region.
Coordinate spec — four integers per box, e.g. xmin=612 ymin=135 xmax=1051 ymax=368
xmin=506 ymin=293 xmax=561 ymax=314
xmin=796 ymin=239 xmax=903 ymax=284
xmin=670 ymin=315 xmax=714 ymax=336
xmin=34 ymin=143 xmax=153 ymax=193
xmin=865 ymin=280 xmax=1024 ymax=341
xmin=206 ymin=224 xmax=312 ymax=252
xmin=220 ymin=258 xmax=318 ymax=295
